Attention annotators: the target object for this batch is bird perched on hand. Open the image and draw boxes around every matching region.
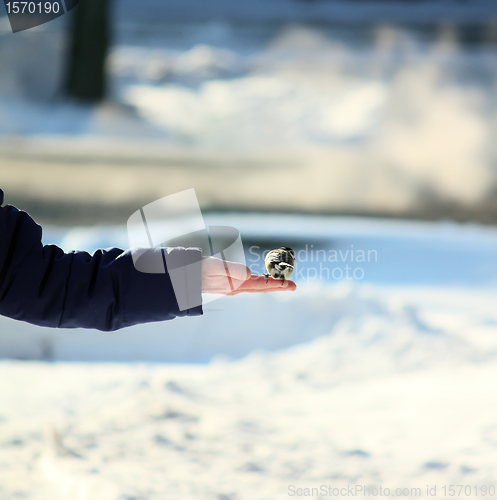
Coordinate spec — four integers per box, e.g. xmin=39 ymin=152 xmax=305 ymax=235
xmin=263 ymin=247 xmax=295 ymax=284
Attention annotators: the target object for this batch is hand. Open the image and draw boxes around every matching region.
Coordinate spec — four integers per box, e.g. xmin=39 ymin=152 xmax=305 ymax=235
xmin=201 ymin=256 xmax=297 ymax=295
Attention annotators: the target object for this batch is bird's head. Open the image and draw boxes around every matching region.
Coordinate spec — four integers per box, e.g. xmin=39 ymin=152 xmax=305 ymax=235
xmin=280 ymin=247 xmax=295 ymax=258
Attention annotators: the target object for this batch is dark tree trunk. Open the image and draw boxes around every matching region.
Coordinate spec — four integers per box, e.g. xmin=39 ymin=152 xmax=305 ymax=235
xmin=64 ymin=0 xmax=111 ymax=102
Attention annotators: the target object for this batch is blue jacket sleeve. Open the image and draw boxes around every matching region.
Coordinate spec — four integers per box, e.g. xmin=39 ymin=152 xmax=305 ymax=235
xmin=0 ymin=190 xmax=203 ymax=331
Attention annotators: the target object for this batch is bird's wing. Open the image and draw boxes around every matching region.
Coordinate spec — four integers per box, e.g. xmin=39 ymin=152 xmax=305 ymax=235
xmin=266 ymin=253 xmax=281 ymax=262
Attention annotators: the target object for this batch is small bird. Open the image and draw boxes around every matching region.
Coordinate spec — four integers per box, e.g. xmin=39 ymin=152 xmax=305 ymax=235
xmin=263 ymin=247 xmax=295 ymax=284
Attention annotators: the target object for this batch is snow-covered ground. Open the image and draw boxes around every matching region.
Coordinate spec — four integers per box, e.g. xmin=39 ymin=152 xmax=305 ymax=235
xmin=3 ymin=356 xmax=497 ymax=500
xmin=3 ymin=285 xmax=497 ymax=499
xmin=2 ymin=216 xmax=497 ymax=499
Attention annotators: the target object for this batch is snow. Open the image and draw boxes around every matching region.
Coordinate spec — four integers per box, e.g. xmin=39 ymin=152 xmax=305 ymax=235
xmin=2 ymin=215 xmax=497 ymax=498
xmin=3 ymin=293 xmax=497 ymax=499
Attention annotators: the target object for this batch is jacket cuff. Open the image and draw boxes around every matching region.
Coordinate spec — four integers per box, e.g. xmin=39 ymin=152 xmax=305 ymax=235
xmin=123 ymin=246 xmax=203 ymax=327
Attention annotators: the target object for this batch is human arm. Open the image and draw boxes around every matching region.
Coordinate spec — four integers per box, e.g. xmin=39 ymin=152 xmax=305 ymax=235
xmin=0 ymin=190 xmax=295 ymax=331
xmin=0 ymin=190 xmax=202 ymax=331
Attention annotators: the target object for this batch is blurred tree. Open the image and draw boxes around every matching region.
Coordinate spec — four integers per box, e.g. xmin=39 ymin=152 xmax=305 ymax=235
xmin=64 ymin=0 xmax=110 ymax=101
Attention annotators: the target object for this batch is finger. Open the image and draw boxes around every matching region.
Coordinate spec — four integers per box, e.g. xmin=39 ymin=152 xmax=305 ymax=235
xmin=228 ymin=275 xmax=293 ymax=291
xmin=228 ymin=285 xmax=297 ymax=295
xmin=203 ymin=272 xmax=297 ymax=294
xmin=245 ymin=275 xmax=296 ymax=289
xmin=228 ymin=276 xmax=297 ymax=294
xmin=202 ymin=275 xmax=263 ymax=294
xmin=224 ymin=260 xmax=251 ymax=281
xmin=202 ymin=257 xmax=250 ymax=281
xmin=228 ymin=286 xmax=297 ymax=295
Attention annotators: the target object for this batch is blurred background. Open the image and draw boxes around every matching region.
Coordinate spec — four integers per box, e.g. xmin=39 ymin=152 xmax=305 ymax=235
xmin=3 ymin=1 xmax=497 ymax=499
xmin=2 ymin=0 xmax=497 ymax=224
